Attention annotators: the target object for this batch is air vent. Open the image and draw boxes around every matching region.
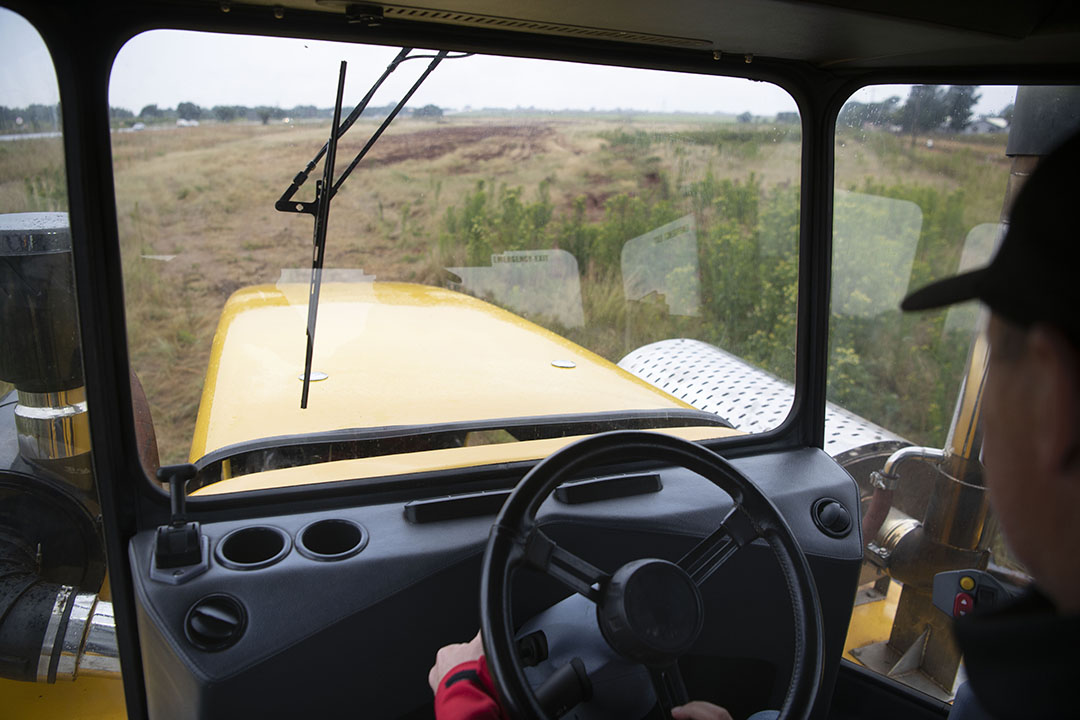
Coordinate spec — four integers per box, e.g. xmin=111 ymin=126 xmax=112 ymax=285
xmin=380 ymin=5 xmax=712 ymax=49
xmin=185 ymin=594 xmax=247 ymax=651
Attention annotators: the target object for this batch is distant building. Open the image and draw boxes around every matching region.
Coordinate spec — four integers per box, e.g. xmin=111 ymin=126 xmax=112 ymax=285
xmin=963 ymin=117 xmax=1008 ymax=134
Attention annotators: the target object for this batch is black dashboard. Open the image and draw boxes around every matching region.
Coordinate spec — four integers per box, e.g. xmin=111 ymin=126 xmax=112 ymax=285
xmin=129 ymin=447 xmax=861 ymax=719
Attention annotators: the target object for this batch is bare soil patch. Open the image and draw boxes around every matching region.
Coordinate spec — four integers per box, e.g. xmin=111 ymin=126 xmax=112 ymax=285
xmin=346 ymin=124 xmax=555 ymax=167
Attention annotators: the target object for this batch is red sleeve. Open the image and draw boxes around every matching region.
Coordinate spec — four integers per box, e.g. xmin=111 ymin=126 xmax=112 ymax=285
xmin=434 ymin=655 xmax=509 ymax=720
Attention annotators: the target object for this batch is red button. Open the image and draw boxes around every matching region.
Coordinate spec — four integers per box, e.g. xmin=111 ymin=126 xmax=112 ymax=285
xmin=954 ymin=592 xmax=975 ymax=617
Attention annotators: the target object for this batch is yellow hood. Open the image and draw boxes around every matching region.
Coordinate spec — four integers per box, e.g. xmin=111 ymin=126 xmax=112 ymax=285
xmin=190 ymin=281 xmax=735 ymax=489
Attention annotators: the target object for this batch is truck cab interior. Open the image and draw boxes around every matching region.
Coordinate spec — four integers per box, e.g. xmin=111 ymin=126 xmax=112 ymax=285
xmin=1 ymin=2 xmax=1078 ymax=719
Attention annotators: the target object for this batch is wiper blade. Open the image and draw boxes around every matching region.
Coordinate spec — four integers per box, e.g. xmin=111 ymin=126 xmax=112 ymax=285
xmin=276 ymin=48 xmax=456 ymax=408
xmin=300 ymin=60 xmax=347 ymax=408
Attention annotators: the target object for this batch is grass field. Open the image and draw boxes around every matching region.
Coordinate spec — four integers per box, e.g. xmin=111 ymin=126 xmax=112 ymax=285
xmin=1 ymin=116 xmax=1009 ymax=464
xmin=110 ymin=117 xmax=807 ymax=461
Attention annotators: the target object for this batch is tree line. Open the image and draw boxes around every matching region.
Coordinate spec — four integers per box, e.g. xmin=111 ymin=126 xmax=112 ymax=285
xmin=2 ymin=101 xmax=447 ymax=133
xmin=839 ymin=85 xmax=996 ymax=133
xmin=109 ymin=101 xmax=444 ymax=126
xmin=0 ymin=104 xmax=61 ymax=133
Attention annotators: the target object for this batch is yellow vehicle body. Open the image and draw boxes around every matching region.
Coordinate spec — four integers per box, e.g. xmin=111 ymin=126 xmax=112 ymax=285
xmin=3 ymin=675 xmax=127 ymax=720
xmin=190 ymin=281 xmax=737 ymax=494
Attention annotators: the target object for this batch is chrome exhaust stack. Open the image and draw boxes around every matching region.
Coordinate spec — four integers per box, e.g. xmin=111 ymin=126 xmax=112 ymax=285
xmin=1 ymin=212 xmax=92 ymax=482
xmin=38 ymin=590 xmax=120 ymax=682
xmin=15 ymin=387 xmax=92 ymax=484
xmin=0 ymin=213 xmax=117 ymax=682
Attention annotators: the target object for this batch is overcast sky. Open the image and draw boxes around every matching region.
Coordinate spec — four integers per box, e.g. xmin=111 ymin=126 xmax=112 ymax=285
xmin=0 ymin=8 xmax=59 ymax=106
xmin=107 ymin=30 xmax=805 ymax=115
xmin=3 ymin=7 xmax=1017 ymax=116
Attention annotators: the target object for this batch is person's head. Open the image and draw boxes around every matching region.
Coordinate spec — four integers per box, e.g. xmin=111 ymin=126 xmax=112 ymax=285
xmin=901 ymin=128 xmax=1080 ymax=613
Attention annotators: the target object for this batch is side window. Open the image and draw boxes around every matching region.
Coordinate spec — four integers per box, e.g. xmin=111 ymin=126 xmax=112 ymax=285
xmin=0 ymin=5 xmax=124 ymax=710
xmin=831 ymin=84 xmax=1026 ymax=700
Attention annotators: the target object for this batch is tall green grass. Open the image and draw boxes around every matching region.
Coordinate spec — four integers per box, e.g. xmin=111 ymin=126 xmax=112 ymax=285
xmin=435 ymin=126 xmax=1007 ymax=446
xmin=0 ymin=137 xmax=66 ymax=212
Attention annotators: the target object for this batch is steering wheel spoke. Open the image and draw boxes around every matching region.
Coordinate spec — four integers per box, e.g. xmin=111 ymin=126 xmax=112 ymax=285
xmin=678 ymin=505 xmax=760 ymax=586
xmin=521 ymin=527 xmax=609 ymax=602
xmin=649 ymin=662 xmax=690 ymax=716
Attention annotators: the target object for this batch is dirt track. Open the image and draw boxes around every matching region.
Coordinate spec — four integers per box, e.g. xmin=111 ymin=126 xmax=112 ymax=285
xmin=342 ymin=123 xmax=555 ymax=167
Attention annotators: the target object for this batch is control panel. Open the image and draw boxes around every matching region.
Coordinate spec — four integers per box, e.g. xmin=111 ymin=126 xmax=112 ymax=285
xmin=932 ymin=569 xmax=1020 ymax=618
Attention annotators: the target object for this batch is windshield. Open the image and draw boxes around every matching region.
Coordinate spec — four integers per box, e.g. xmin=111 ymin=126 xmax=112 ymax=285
xmin=108 ymin=31 xmax=802 ymax=492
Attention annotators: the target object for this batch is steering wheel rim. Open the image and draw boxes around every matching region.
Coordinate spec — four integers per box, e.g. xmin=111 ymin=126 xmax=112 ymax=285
xmin=480 ymin=430 xmax=824 ymax=720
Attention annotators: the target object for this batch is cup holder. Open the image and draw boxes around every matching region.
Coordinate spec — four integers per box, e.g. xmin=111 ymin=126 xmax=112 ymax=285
xmin=216 ymin=526 xmax=291 ymax=570
xmin=297 ymin=519 xmax=368 ymax=561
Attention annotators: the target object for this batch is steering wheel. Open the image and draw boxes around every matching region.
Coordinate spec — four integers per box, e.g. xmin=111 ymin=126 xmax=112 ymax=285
xmin=480 ymin=431 xmax=824 ymax=720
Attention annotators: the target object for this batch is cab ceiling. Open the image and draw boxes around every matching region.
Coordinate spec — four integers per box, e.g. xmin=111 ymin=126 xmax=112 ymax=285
xmin=218 ymin=0 xmax=1080 ymax=69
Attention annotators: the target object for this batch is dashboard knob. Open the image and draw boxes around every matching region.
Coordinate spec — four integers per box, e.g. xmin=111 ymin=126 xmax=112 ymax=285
xmin=185 ymin=594 xmax=246 ymax=651
xmin=812 ymin=498 xmax=852 ymax=538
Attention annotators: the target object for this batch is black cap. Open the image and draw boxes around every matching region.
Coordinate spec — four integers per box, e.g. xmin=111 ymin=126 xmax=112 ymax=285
xmin=901 ymin=128 xmax=1080 ymax=341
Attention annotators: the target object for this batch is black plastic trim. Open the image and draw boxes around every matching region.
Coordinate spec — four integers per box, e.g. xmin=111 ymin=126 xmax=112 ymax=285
xmin=830 ymin=660 xmax=950 ymax=720
xmin=554 ymin=472 xmax=663 ymax=504
xmin=404 ymin=489 xmax=512 ymax=523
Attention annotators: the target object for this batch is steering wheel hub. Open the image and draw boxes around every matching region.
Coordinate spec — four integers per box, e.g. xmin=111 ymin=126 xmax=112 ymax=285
xmin=598 ymin=558 xmax=704 ymax=667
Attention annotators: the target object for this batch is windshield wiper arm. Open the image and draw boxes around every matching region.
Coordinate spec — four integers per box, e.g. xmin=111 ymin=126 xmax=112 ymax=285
xmin=331 ymin=50 xmax=448 ymax=195
xmin=274 ymin=47 xmax=411 ymax=216
xmin=275 ymin=48 xmax=456 ymax=408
